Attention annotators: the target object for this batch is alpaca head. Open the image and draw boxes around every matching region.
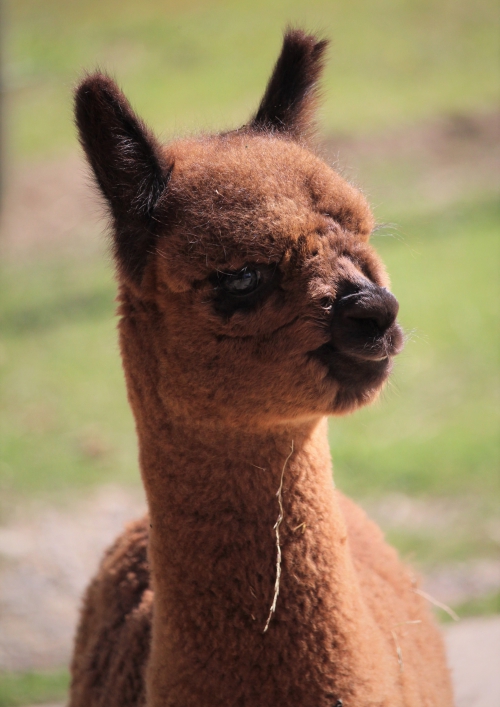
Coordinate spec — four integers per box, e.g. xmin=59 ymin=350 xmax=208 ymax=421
xmin=75 ymin=30 xmax=403 ymax=429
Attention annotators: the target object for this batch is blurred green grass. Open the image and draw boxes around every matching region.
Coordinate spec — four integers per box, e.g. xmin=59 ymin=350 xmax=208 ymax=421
xmin=437 ymin=590 xmax=500 ymax=624
xmin=0 ymin=3 xmax=498 ymax=671
xmin=0 ymin=669 xmax=68 ymax=707
xmin=0 ymin=253 xmax=138 ymax=500
xmin=5 ymin=0 xmax=499 ymax=157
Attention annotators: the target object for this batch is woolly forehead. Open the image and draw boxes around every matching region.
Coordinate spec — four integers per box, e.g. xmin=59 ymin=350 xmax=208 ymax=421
xmin=153 ymin=135 xmax=375 ymax=291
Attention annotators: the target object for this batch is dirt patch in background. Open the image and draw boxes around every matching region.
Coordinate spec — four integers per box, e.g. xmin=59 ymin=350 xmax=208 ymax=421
xmin=0 ymin=154 xmax=106 ymax=260
xmin=445 ymin=616 xmax=500 ymax=707
xmin=0 ymin=486 xmax=499 ymax=706
xmin=0 ymin=486 xmax=146 ymax=672
xmin=365 ymin=493 xmax=500 ymax=606
xmin=323 ymin=110 xmax=500 ymax=212
xmin=0 ymin=485 xmax=498 ymax=673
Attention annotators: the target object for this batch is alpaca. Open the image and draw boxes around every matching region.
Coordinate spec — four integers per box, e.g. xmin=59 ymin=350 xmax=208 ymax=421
xmin=69 ymin=30 xmax=453 ymax=707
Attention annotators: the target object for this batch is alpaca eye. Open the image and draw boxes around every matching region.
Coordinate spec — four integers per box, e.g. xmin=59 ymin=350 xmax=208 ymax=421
xmin=220 ymin=268 xmax=262 ymax=296
xmin=210 ymin=263 xmax=278 ymax=316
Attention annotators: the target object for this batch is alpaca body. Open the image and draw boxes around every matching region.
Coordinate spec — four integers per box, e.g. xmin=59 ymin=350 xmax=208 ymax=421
xmin=70 ymin=30 xmax=453 ymax=706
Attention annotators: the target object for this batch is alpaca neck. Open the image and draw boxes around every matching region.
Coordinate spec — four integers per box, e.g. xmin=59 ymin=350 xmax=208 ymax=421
xmin=135 ymin=414 xmax=393 ymax=706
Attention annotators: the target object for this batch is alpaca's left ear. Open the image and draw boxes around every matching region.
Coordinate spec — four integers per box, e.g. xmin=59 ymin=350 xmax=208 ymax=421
xmin=249 ymin=29 xmax=328 ymax=141
xmin=74 ymin=73 xmax=173 ymax=285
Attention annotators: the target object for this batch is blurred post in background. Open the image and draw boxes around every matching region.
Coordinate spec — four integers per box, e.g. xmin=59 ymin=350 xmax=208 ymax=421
xmin=0 ymin=0 xmax=4 ymax=214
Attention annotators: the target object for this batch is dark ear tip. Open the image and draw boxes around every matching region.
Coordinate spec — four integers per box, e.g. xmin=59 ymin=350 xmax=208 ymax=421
xmin=75 ymin=72 xmax=117 ymax=96
xmin=74 ymin=72 xmax=124 ymax=117
xmin=282 ymin=27 xmax=329 ymax=57
xmin=249 ymin=28 xmax=329 ymax=138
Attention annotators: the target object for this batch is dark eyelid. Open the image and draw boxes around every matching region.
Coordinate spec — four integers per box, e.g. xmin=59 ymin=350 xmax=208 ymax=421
xmin=212 ymin=263 xmax=277 ymax=284
xmin=210 ymin=263 xmax=280 ymax=316
xmin=215 ymin=266 xmax=248 ymax=278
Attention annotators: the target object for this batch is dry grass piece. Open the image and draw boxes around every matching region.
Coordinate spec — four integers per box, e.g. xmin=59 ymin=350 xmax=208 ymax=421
xmin=263 ymin=440 xmax=294 ymax=633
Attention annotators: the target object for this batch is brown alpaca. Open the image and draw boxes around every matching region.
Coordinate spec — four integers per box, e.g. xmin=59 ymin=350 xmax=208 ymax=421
xmin=69 ymin=30 xmax=453 ymax=707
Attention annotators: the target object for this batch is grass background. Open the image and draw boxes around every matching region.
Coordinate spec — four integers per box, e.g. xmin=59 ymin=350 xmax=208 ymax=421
xmin=5 ymin=0 xmax=499 ymax=157
xmin=0 ymin=671 xmax=69 ymax=707
xmin=0 ymin=0 xmax=499 ymax=703
xmin=1 ymin=0 xmax=498 ymax=500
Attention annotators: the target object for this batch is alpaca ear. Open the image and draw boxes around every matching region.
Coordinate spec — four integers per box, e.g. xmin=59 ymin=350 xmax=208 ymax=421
xmin=249 ymin=29 xmax=329 ymax=141
xmin=74 ymin=73 xmax=173 ymax=284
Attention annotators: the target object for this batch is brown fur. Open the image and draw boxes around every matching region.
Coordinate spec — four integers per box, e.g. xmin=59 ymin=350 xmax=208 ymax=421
xmin=70 ymin=29 xmax=453 ymax=707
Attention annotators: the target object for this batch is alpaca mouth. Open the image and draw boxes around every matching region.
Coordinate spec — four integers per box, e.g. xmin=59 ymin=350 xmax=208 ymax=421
xmin=310 ymin=342 xmax=394 ymax=392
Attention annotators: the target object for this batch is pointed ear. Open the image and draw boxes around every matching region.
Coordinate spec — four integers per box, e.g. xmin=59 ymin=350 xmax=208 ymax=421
xmin=74 ymin=73 xmax=173 ymax=284
xmin=249 ymin=29 xmax=328 ymax=141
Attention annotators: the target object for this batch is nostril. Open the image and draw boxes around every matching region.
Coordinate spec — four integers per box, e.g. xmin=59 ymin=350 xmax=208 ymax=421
xmin=320 ymin=296 xmax=333 ymax=313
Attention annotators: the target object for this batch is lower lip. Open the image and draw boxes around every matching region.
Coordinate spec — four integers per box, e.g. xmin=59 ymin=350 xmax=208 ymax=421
xmin=347 ymin=353 xmax=390 ymax=363
xmin=309 ymin=343 xmax=393 ymax=378
xmin=320 ymin=351 xmax=391 ymax=378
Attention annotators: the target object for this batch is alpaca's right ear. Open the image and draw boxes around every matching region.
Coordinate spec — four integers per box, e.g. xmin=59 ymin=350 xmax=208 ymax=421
xmin=74 ymin=74 xmax=173 ymax=285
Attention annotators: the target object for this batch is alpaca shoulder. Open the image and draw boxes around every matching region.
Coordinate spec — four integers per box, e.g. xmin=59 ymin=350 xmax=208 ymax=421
xmin=69 ymin=516 xmax=151 ymax=707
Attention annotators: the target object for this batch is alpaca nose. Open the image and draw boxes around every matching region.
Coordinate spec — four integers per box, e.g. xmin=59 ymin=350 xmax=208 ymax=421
xmin=337 ymin=285 xmax=399 ymax=332
xmin=331 ymin=283 xmax=403 ymax=360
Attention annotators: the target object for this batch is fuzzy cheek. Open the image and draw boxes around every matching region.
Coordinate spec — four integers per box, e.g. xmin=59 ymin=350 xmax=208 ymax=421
xmin=154 ymin=255 xmax=197 ymax=294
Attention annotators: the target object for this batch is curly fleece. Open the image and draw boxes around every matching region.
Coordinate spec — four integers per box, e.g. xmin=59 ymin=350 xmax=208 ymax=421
xmin=69 ymin=29 xmax=453 ymax=707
